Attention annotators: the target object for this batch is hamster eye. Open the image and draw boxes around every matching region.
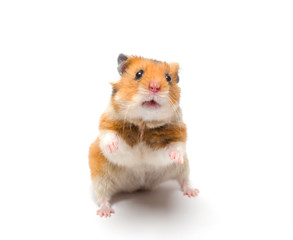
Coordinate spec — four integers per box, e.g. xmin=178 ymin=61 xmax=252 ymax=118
xmin=165 ymin=74 xmax=171 ymax=83
xmin=135 ymin=70 xmax=144 ymax=80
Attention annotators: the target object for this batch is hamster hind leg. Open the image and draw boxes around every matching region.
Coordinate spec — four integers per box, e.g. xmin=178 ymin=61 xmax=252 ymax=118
xmin=179 ymin=178 xmax=200 ymax=197
xmin=175 ymin=156 xmax=200 ymax=198
xmin=89 ymin=139 xmax=118 ymax=217
xmin=92 ymin=176 xmax=116 ymax=217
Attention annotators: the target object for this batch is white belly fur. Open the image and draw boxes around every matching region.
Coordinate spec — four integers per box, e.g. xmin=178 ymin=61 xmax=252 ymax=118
xmin=94 ymin=130 xmax=188 ymax=195
xmin=99 ymin=130 xmax=186 ymax=168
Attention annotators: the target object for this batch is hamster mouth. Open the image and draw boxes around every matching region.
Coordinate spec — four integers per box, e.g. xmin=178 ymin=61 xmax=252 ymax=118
xmin=142 ymin=100 xmax=160 ymax=109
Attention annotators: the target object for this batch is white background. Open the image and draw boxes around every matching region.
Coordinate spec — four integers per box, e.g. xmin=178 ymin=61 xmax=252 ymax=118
xmin=0 ymin=0 xmax=292 ymax=239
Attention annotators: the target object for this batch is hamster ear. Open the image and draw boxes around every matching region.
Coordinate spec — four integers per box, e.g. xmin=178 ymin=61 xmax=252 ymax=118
xmin=117 ymin=53 xmax=129 ymax=76
xmin=169 ymin=62 xmax=180 ymax=83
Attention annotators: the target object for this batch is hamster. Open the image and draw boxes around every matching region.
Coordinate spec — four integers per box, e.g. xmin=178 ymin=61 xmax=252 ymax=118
xmin=89 ymin=54 xmax=199 ymax=217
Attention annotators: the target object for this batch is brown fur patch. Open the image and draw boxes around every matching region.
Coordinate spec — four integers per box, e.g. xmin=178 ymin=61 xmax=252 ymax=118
xmin=99 ymin=114 xmax=140 ymax=146
xmin=99 ymin=116 xmax=187 ymax=149
xmin=143 ymin=124 xmax=187 ymax=149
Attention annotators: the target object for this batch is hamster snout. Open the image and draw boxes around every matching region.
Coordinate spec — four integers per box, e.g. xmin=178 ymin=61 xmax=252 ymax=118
xmin=149 ymin=81 xmax=160 ymax=93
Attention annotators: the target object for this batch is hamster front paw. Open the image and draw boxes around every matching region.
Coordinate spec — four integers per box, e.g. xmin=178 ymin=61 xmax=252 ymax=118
xmin=167 ymin=143 xmax=185 ymax=164
xmin=169 ymin=149 xmax=184 ymax=164
xmin=103 ymin=132 xmax=119 ymax=154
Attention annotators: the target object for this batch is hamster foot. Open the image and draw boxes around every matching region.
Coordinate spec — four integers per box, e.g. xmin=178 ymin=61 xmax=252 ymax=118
xmin=96 ymin=202 xmax=115 ymax=218
xmin=180 ymin=179 xmax=199 ymax=197
xmin=183 ymin=187 xmax=199 ymax=197
xmin=169 ymin=150 xmax=184 ymax=164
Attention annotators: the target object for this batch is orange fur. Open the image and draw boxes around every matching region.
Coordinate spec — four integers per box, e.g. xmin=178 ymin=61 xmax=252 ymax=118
xmin=90 ymin=55 xmax=183 ymax=179
xmin=113 ymin=56 xmax=180 ymax=104
xmin=88 ymin=139 xmax=107 ymax=178
xmin=88 ymin=55 xmax=199 ymax=216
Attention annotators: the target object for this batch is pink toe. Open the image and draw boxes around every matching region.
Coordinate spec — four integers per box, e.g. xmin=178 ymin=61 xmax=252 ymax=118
xmin=108 ymin=145 xmax=112 ymax=154
xmin=112 ymin=142 xmax=118 ymax=151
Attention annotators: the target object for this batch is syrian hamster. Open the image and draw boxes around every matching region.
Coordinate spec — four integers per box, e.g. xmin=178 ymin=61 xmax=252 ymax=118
xmin=89 ymin=54 xmax=199 ymax=217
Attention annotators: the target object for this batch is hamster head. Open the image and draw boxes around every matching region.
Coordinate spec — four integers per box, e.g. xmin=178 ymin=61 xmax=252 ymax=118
xmin=111 ymin=53 xmax=181 ymax=122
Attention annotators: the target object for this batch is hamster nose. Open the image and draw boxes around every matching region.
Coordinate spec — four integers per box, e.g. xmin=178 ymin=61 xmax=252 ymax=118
xmin=149 ymin=81 xmax=160 ymax=93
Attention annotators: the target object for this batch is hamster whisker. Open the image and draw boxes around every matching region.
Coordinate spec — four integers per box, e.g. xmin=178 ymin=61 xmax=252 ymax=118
xmin=169 ymin=96 xmax=181 ymax=120
xmin=168 ymin=97 xmax=181 ymax=122
xmin=139 ymin=88 xmax=168 ymax=98
xmin=168 ymin=92 xmax=179 ymax=101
